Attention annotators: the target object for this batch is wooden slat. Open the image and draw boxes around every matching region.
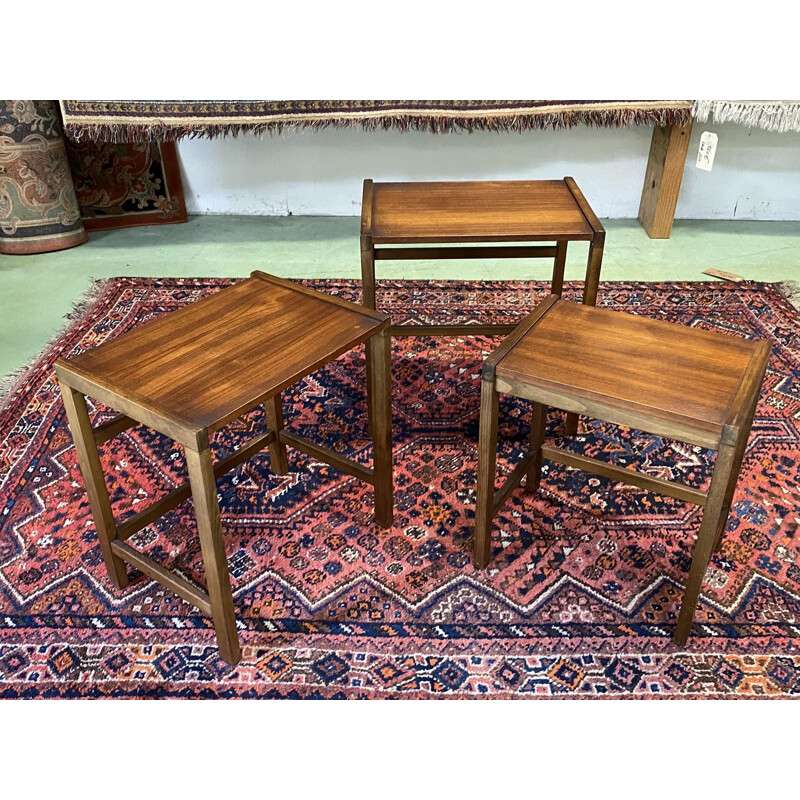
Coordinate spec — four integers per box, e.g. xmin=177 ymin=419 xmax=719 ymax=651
xmin=111 ymin=540 xmax=212 ymax=615
xmin=493 ymin=452 xmax=537 ymax=514
xmin=117 ymin=430 xmax=276 ymax=541
xmin=279 ymin=431 xmax=374 ymax=484
xmin=390 ymin=323 xmax=517 ymax=337
xmin=541 ymin=445 xmax=707 ymax=506
xmin=374 ymin=245 xmax=558 ymax=261
xmin=93 ymin=413 xmax=137 ymax=444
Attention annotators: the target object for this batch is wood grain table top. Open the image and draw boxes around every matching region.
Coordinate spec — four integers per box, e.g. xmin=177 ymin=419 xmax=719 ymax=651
xmin=368 ymin=180 xmax=596 ymax=244
xmin=495 ymin=299 xmax=763 ymax=439
xmin=57 ymin=272 xmax=387 ymax=433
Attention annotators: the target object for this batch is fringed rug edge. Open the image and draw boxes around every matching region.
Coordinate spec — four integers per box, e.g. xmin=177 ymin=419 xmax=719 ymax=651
xmin=775 ymin=280 xmax=800 ymax=312
xmin=60 ymin=103 xmax=693 ymax=144
xmin=0 ymin=279 xmax=112 ymax=411
xmin=693 ymin=100 xmax=800 ymax=133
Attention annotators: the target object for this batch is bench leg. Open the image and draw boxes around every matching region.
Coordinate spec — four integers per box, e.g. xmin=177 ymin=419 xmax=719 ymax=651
xmin=185 ymin=445 xmax=241 ymax=666
xmin=473 ymin=376 xmax=499 ymax=569
xmin=59 ymin=382 xmax=129 ymax=590
xmin=264 ymin=394 xmax=288 ymax=475
xmin=525 ymin=402 xmax=547 ymax=493
xmin=674 ymin=440 xmax=738 ymax=646
xmin=367 ymin=327 xmax=394 ymax=528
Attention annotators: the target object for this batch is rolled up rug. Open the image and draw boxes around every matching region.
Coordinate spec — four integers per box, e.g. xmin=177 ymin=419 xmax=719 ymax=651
xmin=0 ymin=100 xmax=87 ymax=255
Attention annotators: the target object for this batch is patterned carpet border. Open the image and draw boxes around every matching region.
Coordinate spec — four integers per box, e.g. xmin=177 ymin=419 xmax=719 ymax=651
xmin=1 ymin=277 xmax=799 ymax=699
xmin=58 ymin=101 xmax=693 ymax=142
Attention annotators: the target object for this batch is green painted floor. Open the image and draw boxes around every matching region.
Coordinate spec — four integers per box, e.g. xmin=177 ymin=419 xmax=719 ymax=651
xmin=1 ymin=215 xmax=798 ymax=381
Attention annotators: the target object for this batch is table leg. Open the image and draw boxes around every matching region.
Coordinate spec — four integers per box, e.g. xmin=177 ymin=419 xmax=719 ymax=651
xmin=366 ymin=328 xmax=394 ymax=528
xmin=565 ymin=241 xmax=605 ymax=435
xmin=582 ymin=242 xmax=604 ymax=307
xmin=264 ymin=394 xmax=288 ymax=475
xmin=674 ymin=441 xmax=738 ymax=645
xmin=525 ymin=402 xmax=547 ymax=492
xmin=550 ymin=241 xmax=567 ymax=297
xmin=362 ymin=236 xmax=377 ymax=435
xmin=59 ymin=382 xmax=128 ymax=590
xmin=473 ymin=374 xmax=499 ymax=569
xmin=712 ymin=390 xmax=761 ymax=553
xmin=185 ymin=445 xmax=241 ymax=665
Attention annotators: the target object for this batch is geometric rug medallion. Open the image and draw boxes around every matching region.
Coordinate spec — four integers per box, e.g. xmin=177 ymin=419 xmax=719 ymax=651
xmin=1 ymin=278 xmax=798 ymax=698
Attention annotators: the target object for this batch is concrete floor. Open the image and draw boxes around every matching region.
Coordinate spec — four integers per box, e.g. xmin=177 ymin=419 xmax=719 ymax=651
xmin=1 ymin=215 xmax=798 ymax=381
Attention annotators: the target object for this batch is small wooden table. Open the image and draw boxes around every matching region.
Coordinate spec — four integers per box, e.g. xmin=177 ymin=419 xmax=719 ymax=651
xmin=474 ymin=296 xmax=771 ymax=644
xmin=360 ymin=177 xmax=606 ymax=337
xmin=55 ymin=271 xmax=394 ymax=665
xmin=361 ymin=177 xmax=605 ymax=435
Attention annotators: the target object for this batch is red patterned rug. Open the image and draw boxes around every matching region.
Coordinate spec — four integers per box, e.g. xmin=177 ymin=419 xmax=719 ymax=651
xmin=1 ymin=278 xmax=799 ymax=699
xmin=65 ymin=141 xmax=187 ymax=231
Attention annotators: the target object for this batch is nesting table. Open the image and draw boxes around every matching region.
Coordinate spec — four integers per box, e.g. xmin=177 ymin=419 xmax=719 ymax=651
xmin=474 ymin=296 xmax=771 ymax=643
xmin=360 ymin=177 xmax=606 ymax=336
xmin=360 ymin=177 xmax=605 ymax=434
xmin=55 ymin=271 xmax=394 ymax=665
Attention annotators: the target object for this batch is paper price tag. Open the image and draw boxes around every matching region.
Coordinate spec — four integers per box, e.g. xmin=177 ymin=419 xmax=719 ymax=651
xmin=696 ymin=131 xmax=718 ymax=171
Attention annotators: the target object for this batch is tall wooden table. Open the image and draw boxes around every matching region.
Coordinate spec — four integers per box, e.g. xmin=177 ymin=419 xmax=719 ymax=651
xmin=360 ymin=177 xmax=605 ymax=433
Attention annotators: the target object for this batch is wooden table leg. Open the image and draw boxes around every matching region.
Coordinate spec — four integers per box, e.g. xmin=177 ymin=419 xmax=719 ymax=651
xmin=712 ymin=391 xmax=761 ymax=553
xmin=550 ymin=241 xmax=567 ymax=297
xmin=360 ymin=235 xmax=376 ymax=310
xmin=674 ymin=440 xmax=738 ymax=645
xmin=366 ymin=327 xmax=394 ymax=528
xmin=59 ymin=382 xmax=128 ymax=590
xmin=362 ymin=234 xmax=377 ymax=436
xmin=525 ymin=402 xmax=547 ymax=493
xmin=264 ymin=394 xmax=288 ymax=475
xmin=473 ymin=374 xmax=500 ymax=569
xmin=582 ymin=242 xmax=604 ymax=308
xmin=564 ymin=241 xmax=605 ymax=436
xmin=185 ymin=445 xmax=241 ymax=665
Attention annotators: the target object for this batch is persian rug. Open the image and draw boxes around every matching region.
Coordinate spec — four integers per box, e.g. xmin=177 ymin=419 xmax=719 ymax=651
xmin=64 ymin=141 xmax=187 ymax=231
xmin=693 ymin=101 xmax=800 ymax=133
xmin=1 ymin=278 xmax=799 ymax=699
xmin=0 ymin=101 xmax=87 ymax=254
xmin=58 ymin=101 xmax=693 ymax=142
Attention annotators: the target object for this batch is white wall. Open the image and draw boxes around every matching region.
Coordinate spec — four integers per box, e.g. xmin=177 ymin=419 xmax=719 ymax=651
xmin=176 ymin=123 xmax=800 ymax=220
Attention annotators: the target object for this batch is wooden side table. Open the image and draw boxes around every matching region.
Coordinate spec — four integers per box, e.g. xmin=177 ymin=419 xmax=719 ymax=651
xmin=360 ymin=178 xmax=606 ymax=337
xmin=54 ymin=271 xmax=394 ymax=665
xmin=360 ymin=178 xmax=604 ymax=435
xmin=473 ymin=296 xmax=771 ymax=644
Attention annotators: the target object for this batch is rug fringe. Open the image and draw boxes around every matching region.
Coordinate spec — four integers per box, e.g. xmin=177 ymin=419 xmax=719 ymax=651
xmin=693 ymin=100 xmax=800 ymax=133
xmin=775 ymin=280 xmax=800 ymax=312
xmin=63 ymin=106 xmax=693 ymax=143
xmin=0 ymin=279 xmax=111 ymax=410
